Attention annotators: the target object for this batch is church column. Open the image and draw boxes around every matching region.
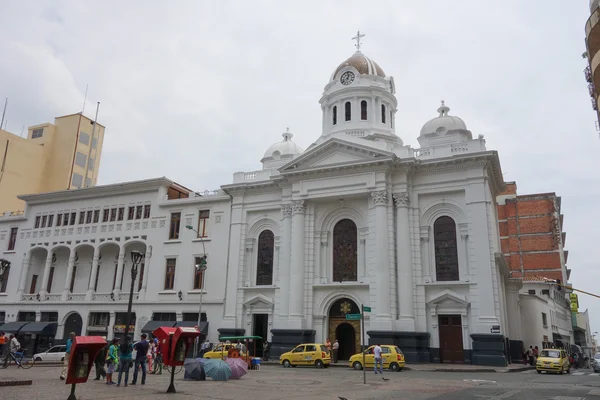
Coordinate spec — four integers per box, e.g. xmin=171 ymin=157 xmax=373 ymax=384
xmin=289 ymin=200 xmax=306 ymax=324
xmin=112 ymin=247 xmax=126 ymax=297
xmin=393 ymin=192 xmax=415 ymax=330
xmin=62 ymin=251 xmax=76 ymax=301
xmin=371 ymin=191 xmax=392 ymax=324
xmin=86 ymin=247 xmax=101 ymax=300
xmin=17 ymin=252 xmax=32 ymax=295
xmin=39 ymin=252 xmax=53 ymax=298
xmin=466 ymin=180 xmax=498 ymax=331
xmin=278 ymin=204 xmax=292 ymax=319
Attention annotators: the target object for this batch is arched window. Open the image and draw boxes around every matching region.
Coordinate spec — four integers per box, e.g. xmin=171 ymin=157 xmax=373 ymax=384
xmin=333 ymin=106 xmax=337 ymax=125
xmin=381 ymin=104 xmax=386 ymax=124
xmin=256 ymin=230 xmax=274 ymax=285
xmin=360 ymin=100 xmax=367 ymax=120
xmin=333 ymin=219 xmax=357 ymax=282
xmin=434 ymin=216 xmax=459 ymax=281
xmin=345 ymin=102 xmax=351 ymax=121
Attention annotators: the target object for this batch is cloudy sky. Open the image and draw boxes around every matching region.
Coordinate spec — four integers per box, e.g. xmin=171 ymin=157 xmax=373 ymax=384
xmin=1 ymin=1 xmax=599 ymax=333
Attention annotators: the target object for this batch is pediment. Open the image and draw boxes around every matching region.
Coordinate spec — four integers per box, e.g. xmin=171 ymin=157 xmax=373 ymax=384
xmin=279 ymin=138 xmax=395 ymax=173
xmin=244 ymin=293 xmax=274 ymax=308
xmin=426 ymin=289 xmax=468 ymax=306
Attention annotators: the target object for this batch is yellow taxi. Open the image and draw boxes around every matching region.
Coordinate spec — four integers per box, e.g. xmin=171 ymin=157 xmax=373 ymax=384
xmin=279 ymin=343 xmax=331 ymax=368
xmin=536 ymin=348 xmax=570 ymax=374
xmin=203 ymin=343 xmax=249 ymax=360
xmin=349 ymin=345 xmax=405 ymax=372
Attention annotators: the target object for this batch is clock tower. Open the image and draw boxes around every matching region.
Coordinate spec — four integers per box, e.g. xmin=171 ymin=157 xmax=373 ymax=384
xmin=319 ymin=31 xmax=400 ymax=145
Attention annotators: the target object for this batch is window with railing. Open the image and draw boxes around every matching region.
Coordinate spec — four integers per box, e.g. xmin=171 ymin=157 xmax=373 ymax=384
xmin=169 ymin=213 xmax=181 ymax=240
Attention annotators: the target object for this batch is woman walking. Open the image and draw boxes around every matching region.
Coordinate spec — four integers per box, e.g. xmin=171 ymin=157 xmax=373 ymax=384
xmin=117 ymin=338 xmax=134 ymax=387
xmin=105 ymin=338 xmax=120 ymax=385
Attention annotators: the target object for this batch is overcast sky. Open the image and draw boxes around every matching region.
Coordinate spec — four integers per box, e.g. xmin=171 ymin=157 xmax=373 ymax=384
xmin=1 ymin=1 xmax=599 ymax=335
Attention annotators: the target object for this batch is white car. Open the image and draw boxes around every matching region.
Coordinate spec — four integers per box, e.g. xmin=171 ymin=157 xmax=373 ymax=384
xmin=33 ymin=345 xmax=67 ymax=362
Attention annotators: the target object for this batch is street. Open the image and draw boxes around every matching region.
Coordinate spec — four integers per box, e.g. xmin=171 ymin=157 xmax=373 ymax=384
xmin=2 ymin=365 xmax=600 ymax=400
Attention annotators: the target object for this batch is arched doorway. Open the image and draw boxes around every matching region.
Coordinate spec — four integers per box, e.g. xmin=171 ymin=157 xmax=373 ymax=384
xmin=328 ymin=298 xmax=361 ymax=361
xmin=63 ymin=313 xmax=83 ymax=339
xmin=335 ymin=323 xmax=356 ymax=361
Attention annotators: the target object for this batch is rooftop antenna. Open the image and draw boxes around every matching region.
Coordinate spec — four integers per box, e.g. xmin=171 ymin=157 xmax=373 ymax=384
xmin=81 ymin=84 xmax=88 ymax=115
xmin=0 ymin=98 xmax=7 ymax=132
xmin=84 ymin=101 xmax=100 ymax=188
xmin=20 ymin=126 xmax=25 ymax=137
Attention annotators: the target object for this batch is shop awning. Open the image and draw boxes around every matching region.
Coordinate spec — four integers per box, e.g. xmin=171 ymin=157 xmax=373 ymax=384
xmin=174 ymin=321 xmax=209 ymax=334
xmin=141 ymin=321 xmax=176 ymax=334
xmin=0 ymin=321 xmax=28 ymax=333
xmin=19 ymin=322 xmax=58 ymax=335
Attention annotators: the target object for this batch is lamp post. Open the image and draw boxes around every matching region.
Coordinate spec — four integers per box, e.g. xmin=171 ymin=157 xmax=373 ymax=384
xmin=0 ymin=258 xmax=10 ymax=291
xmin=185 ymin=224 xmax=207 ymax=357
xmin=124 ymin=250 xmax=145 ymax=341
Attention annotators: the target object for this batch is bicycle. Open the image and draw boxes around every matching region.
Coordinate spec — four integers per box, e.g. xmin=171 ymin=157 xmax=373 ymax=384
xmin=1 ymin=350 xmax=35 ymax=369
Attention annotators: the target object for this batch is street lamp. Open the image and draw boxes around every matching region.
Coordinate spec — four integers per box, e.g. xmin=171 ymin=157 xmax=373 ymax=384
xmin=0 ymin=258 xmax=10 ymax=290
xmin=186 ymin=224 xmax=207 ymax=357
xmin=124 ymin=250 xmax=145 ymax=341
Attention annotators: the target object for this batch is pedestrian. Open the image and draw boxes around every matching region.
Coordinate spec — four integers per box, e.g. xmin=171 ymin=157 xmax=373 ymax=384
xmin=131 ymin=333 xmax=149 ymax=385
xmin=60 ymin=332 xmax=75 ymax=380
xmin=332 ymin=339 xmax=340 ymax=363
xmin=0 ymin=331 xmax=6 ymax=358
xmin=152 ymin=339 xmax=163 ymax=375
xmin=93 ymin=337 xmax=107 ymax=381
xmin=147 ymin=338 xmax=154 ymax=372
xmin=105 ymin=338 xmax=119 ymax=385
xmin=263 ymin=340 xmax=270 ymax=361
xmin=200 ymin=339 xmax=210 ymax=357
xmin=117 ymin=337 xmax=133 ymax=387
xmin=533 ymin=346 xmax=539 ymax=364
xmin=373 ymin=344 xmax=383 ymax=375
xmin=528 ymin=346 xmax=534 ymax=366
xmin=325 ymin=338 xmax=332 ymax=354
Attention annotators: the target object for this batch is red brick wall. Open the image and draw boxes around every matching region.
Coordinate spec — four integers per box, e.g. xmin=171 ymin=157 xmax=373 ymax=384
xmin=496 ymin=187 xmax=564 ymax=283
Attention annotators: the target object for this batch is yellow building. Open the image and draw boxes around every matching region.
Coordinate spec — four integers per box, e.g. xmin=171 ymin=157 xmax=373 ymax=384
xmin=586 ymin=0 xmax=600 ymax=126
xmin=0 ymin=113 xmax=105 ymax=213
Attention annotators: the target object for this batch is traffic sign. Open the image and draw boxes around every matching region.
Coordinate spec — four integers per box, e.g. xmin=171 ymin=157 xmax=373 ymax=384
xmin=345 ymin=314 xmax=361 ymax=320
xmin=362 ymin=306 xmax=371 ymax=312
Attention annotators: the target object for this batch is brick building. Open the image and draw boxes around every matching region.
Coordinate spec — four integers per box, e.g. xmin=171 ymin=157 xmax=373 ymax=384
xmin=497 ymin=182 xmax=573 ymax=351
xmin=497 ymin=182 xmax=568 ymax=283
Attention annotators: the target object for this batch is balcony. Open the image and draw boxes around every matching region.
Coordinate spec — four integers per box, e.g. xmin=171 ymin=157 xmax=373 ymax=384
xmin=586 ymin=7 xmax=600 ymax=59
xmin=232 ymin=169 xmax=273 ymax=183
xmin=24 ymin=218 xmax=155 ymax=242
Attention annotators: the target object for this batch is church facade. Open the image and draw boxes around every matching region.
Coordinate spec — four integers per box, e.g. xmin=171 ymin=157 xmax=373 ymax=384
xmin=0 ymin=45 xmax=522 ymax=366
xmin=219 ymin=48 xmax=512 ymax=365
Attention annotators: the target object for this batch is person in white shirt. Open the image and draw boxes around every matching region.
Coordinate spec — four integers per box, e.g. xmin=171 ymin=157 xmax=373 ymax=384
xmin=9 ymin=334 xmax=20 ymax=354
xmin=332 ymin=340 xmax=339 ymax=363
xmin=373 ymin=344 xmax=383 ymax=374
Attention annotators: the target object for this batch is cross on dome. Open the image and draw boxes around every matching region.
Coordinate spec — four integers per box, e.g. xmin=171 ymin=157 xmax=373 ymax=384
xmin=352 ymin=30 xmax=365 ymax=52
xmin=283 ymin=127 xmax=293 ymax=141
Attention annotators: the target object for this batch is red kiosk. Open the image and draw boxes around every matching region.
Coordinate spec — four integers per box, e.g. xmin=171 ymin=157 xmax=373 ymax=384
xmin=65 ymin=336 xmax=107 ymax=400
xmin=153 ymin=326 xmax=200 ymax=393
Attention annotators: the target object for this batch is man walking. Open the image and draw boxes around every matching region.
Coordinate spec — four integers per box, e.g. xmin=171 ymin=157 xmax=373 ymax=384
xmin=332 ymin=339 xmax=339 ymax=363
xmin=60 ymin=332 xmax=75 ymax=380
xmin=131 ymin=333 xmax=149 ymax=385
xmin=373 ymin=344 xmax=383 ymax=375
xmin=0 ymin=331 xmax=6 ymax=357
xmin=93 ymin=337 xmax=107 ymax=380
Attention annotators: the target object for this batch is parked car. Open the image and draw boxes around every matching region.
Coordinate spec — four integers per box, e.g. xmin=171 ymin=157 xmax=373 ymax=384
xmin=536 ymin=348 xmax=570 ymax=374
xmin=348 ymin=345 xmax=405 ymax=372
xmin=279 ymin=343 xmax=331 ymax=368
xmin=33 ymin=345 xmax=67 ymax=362
xmin=592 ymin=353 xmax=600 ymax=372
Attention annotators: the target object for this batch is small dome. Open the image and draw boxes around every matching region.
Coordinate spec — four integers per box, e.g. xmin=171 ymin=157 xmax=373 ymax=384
xmin=420 ymin=101 xmax=467 ymax=136
xmin=262 ymin=129 xmax=303 ymax=161
xmin=331 ymin=51 xmax=386 ymax=81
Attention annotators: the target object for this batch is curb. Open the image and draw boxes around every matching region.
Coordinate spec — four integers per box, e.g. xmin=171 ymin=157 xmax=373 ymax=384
xmin=260 ymin=361 xmax=533 ymax=373
xmin=0 ymin=380 xmax=33 ymax=387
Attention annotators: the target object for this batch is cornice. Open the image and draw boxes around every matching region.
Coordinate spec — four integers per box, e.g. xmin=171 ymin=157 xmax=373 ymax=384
xmin=18 ymin=177 xmax=178 ymax=205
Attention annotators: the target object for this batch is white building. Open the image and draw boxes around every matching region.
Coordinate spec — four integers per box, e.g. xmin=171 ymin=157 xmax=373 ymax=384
xmin=0 ymin=44 xmax=523 ymax=366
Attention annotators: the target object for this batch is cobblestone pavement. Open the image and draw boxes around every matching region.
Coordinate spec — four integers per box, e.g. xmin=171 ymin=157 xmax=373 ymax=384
xmin=2 ymin=364 xmax=600 ymax=400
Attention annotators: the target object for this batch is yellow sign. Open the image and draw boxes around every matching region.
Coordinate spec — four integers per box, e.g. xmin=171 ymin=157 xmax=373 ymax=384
xmin=570 ymin=293 xmax=579 ymax=312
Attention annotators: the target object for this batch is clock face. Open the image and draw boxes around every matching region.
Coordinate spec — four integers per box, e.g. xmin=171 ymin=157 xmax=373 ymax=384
xmin=340 ymin=71 xmax=355 ymax=85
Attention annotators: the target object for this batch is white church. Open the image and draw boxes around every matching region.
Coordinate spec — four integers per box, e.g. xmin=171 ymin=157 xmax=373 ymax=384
xmin=0 ymin=37 xmax=526 ymax=366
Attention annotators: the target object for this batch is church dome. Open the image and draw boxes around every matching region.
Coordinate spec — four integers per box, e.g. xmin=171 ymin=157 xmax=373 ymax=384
xmin=262 ymin=129 xmax=303 ymax=161
xmin=420 ymin=101 xmax=467 ymax=136
xmin=331 ymin=51 xmax=386 ymax=81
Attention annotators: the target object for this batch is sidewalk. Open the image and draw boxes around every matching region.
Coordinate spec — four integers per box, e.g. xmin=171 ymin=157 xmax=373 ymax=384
xmin=261 ymin=360 xmax=534 ymax=373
